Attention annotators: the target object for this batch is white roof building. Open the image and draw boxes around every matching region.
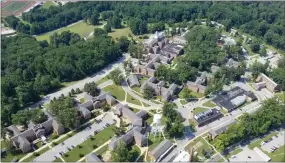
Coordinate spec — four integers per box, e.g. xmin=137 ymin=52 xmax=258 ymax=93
xmin=173 ymin=151 xmax=190 ymax=162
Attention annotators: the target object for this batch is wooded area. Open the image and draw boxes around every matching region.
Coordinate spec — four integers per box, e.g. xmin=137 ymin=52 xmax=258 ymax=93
xmin=1 ymin=32 xmax=122 ymax=127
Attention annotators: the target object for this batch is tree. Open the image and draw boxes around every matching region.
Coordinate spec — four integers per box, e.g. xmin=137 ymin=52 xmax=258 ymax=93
xmin=104 ymin=22 xmax=112 ymax=33
xmin=111 ymin=141 xmax=132 ymax=162
xmin=93 ymin=28 xmax=107 ymax=37
xmin=111 ymin=16 xmax=121 ymax=29
xmin=109 ymin=69 xmax=124 ymax=85
xmin=260 ymin=46 xmax=267 ymax=56
xmin=84 ymin=82 xmax=100 ymax=96
xmin=118 ymin=36 xmax=130 ymax=52
xmin=15 ymin=83 xmax=40 ymax=106
xmin=58 ymin=107 xmax=80 ymax=130
xmin=179 ymin=89 xmax=194 ymax=99
xmin=250 ymin=41 xmax=261 ymax=53
xmin=128 ymin=43 xmax=143 ymax=59
xmin=89 ymin=11 xmax=100 ymax=25
xmin=143 ymin=86 xmax=156 ymax=99
xmin=113 ymin=127 xmax=125 ymax=136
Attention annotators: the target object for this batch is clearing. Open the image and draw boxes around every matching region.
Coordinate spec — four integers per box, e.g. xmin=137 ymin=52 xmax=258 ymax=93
xmin=35 ymin=21 xmax=105 ymax=42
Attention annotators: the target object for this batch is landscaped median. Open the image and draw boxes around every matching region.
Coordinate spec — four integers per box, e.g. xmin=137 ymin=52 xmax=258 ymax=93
xmin=61 ymin=125 xmax=115 ymax=162
xmin=21 ymin=147 xmax=50 ymax=162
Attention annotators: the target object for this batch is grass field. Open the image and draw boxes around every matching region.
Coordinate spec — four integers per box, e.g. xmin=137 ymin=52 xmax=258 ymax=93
xmin=22 ymin=147 xmax=50 ymax=162
xmin=126 ymin=93 xmax=142 ymax=106
xmin=148 ymin=135 xmax=164 ymax=151
xmin=202 ymin=101 xmax=217 ymax=107
xmin=276 ymin=92 xmax=285 ymax=103
xmin=62 ymin=125 xmax=115 ymax=162
xmin=96 ymin=76 xmax=111 ymax=85
xmin=2 ymin=1 xmax=30 ymax=13
xmin=102 ymin=84 xmax=125 ymax=101
xmin=35 ymin=21 xmax=105 ymax=42
xmin=192 ymin=107 xmax=208 ymax=114
xmin=41 ymin=1 xmax=56 ymax=9
xmin=108 ymin=27 xmax=133 ymax=40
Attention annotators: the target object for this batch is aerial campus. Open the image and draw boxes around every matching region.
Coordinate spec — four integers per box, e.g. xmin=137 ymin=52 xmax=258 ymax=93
xmin=1 ymin=1 xmax=285 ymax=163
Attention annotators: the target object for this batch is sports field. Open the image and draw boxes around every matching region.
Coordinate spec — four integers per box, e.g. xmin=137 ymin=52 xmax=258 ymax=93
xmin=35 ymin=21 xmax=106 ymax=42
xmin=1 ymin=1 xmax=35 ymax=17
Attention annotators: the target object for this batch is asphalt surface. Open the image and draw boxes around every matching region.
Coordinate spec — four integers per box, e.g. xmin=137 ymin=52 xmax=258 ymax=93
xmin=33 ymin=112 xmax=115 ymax=162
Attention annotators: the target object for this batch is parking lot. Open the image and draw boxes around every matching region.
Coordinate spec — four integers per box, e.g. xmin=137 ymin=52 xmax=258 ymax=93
xmin=229 ymin=146 xmax=265 ymax=162
xmin=33 ymin=112 xmax=115 ymax=162
xmin=261 ymin=131 xmax=285 ymax=153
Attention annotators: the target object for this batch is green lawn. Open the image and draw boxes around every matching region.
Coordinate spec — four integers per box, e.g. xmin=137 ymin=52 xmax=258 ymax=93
xmin=62 ymin=125 xmax=115 ymax=162
xmin=276 ymin=92 xmax=285 ymax=103
xmin=248 ymin=131 xmax=278 ymax=150
xmin=139 ymin=76 xmax=149 ymax=85
xmin=126 ymin=93 xmax=142 ymax=106
xmin=192 ymin=107 xmax=208 ymax=114
xmin=267 ymin=145 xmax=285 ymax=162
xmin=1 ymin=140 xmax=27 ymax=162
xmin=95 ymin=145 xmax=108 ymax=156
xmin=202 ymin=101 xmax=217 ymax=107
xmin=102 ymin=84 xmax=125 ymax=101
xmin=189 ymin=119 xmax=197 ymax=132
xmin=130 ymin=145 xmax=141 ymax=162
xmin=96 ymin=76 xmax=111 ymax=85
xmin=180 ymin=99 xmax=188 ymax=105
xmin=178 ymin=88 xmax=204 ymax=99
xmin=35 ymin=21 xmax=105 ymax=42
xmin=132 ymin=87 xmax=141 ymax=94
xmin=61 ymin=80 xmax=79 ymax=89
xmin=41 ymin=1 xmax=56 ymax=9
xmin=53 ymin=157 xmax=63 ymax=162
xmin=226 ymin=148 xmax=242 ymax=159
xmin=148 ymin=135 xmax=164 ymax=151
xmin=186 ymin=137 xmax=215 ymax=161
xmin=108 ymin=27 xmax=133 ymax=40
xmin=220 ymin=108 xmax=228 ymax=115
xmin=218 ymin=158 xmax=225 ymax=162
xmin=22 ymin=147 xmax=50 ymax=162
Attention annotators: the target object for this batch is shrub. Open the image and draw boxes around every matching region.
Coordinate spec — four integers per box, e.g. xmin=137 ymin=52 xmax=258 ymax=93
xmin=93 ymin=144 xmax=97 ymax=149
xmin=79 ymin=153 xmax=84 ymax=157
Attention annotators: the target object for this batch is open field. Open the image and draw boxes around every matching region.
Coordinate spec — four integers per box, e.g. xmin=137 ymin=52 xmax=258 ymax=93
xmin=192 ymin=107 xmax=208 ymax=114
xmin=102 ymin=84 xmax=125 ymax=101
xmin=108 ymin=27 xmax=133 ymax=40
xmin=127 ymin=93 xmax=142 ymax=106
xmin=202 ymin=101 xmax=217 ymax=107
xmin=35 ymin=21 xmax=105 ymax=42
xmin=41 ymin=1 xmax=56 ymax=9
xmin=186 ymin=136 xmax=215 ymax=161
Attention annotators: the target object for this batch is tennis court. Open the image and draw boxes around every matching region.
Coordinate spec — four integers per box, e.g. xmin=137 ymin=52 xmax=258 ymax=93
xmin=1 ymin=1 xmax=35 ymax=17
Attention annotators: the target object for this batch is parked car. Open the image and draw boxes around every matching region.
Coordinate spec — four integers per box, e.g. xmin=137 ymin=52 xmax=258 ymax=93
xmin=260 ymin=141 xmax=266 ymax=146
xmin=273 ymin=146 xmax=278 ymax=150
xmin=270 ymin=148 xmax=275 ymax=152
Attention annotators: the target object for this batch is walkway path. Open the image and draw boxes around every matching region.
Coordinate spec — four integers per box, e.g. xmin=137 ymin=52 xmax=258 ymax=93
xmin=77 ymin=140 xmax=111 ymax=162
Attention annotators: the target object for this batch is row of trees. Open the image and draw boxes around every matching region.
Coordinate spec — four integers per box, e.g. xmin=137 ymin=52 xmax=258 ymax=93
xmin=163 ymin=103 xmax=185 ymax=138
xmin=49 ymin=97 xmax=81 ymax=130
xmin=1 ymin=32 xmax=122 ymax=127
xmin=4 ymin=2 xmax=284 ymax=51
xmin=11 ymin=109 xmax=47 ymax=127
xmin=212 ymin=99 xmax=285 ymax=152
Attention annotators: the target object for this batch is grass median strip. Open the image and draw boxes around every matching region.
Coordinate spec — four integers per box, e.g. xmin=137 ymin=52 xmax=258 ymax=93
xmin=62 ymin=125 xmax=115 ymax=162
xmin=22 ymin=146 xmax=50 ymax=162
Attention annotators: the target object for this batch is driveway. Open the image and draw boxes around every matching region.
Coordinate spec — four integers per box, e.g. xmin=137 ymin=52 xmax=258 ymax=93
xmin=121 ymin=81 xmax=163 ymax=108
xmin=33 ymin=112 xmax=115 ymax=162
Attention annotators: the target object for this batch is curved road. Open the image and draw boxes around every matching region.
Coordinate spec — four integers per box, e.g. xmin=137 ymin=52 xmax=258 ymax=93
xmin=28 ymin=54 xmax=129 ymax=109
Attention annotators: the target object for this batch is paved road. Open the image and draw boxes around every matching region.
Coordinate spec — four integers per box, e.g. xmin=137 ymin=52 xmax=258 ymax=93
xmin=163 ymin=82 xmax=268 ymax=162
xmin=33 ymin=112 xmax=115 ymax=162
xmin=28 ymin=54 xmax=129 ymax=109
xmin=121 ymin=81 xmax=163 ymax=109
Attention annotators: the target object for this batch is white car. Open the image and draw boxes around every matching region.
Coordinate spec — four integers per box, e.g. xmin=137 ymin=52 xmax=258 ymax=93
xmin=231 ymin=155 xmax=236 ymax=158
xmin=260 ymin=141 xmax=266 ymax=146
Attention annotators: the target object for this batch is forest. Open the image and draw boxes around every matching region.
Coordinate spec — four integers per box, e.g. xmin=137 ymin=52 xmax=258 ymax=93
xmin=4 ymin=2 xmax=284 ymax=51
xmin=1 ymin=32 xmax=122 ymax=127
xmin=212 ymin=98 xmax=285 ymax=152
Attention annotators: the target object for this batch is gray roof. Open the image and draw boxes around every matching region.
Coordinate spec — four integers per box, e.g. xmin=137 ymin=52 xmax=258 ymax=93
xmin=85 ymin=153 xmax=102 ymax=162
xmin=18 ymin=136 xmax=31 ymax=152
xmin=7 ymin=125 xmax=21 ymax=136
xmin=209 ymin=120 xmax=236 ymax=138
xmin=81 ymin=101 xmax=93 ymax=109
xmin=149 ymin=139 xmax=173 ymax=160
xmin=76 ymin=106 xmax=91 ymax=117
xmin=135 ymin=110 xmax=148 ymax=119
xmin=115 ymin=104 xmax=143 ymax=126
xmin=226 ymin=58 xmax=239 ymax=68
xmin=128 ymin=74 xmax=140 ymax=87
xmin=109 ymin=126 xmax=144 ymax=150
